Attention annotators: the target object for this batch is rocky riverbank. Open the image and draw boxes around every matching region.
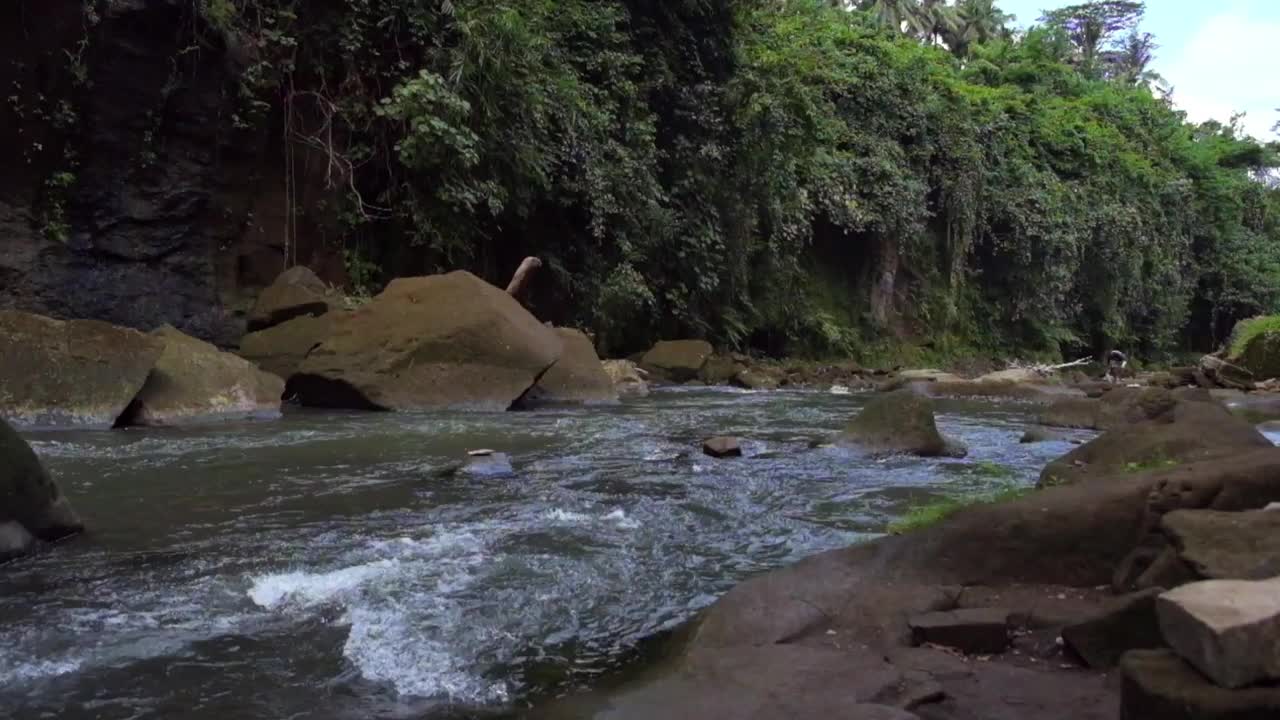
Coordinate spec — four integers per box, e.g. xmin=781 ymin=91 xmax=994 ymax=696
xmin=528 ymin=388 xmax=1280 ymax=720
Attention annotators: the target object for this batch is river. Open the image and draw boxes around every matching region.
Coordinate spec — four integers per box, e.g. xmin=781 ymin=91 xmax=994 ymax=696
xmin=0 ymin=388 xmax=1093 ymax=719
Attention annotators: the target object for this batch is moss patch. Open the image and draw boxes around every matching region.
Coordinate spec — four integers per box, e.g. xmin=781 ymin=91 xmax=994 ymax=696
xmin=887 ymin=481 xmax=1033 ymax=534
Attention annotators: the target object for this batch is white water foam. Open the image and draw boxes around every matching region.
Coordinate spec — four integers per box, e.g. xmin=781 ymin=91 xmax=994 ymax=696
xmin=604 ymin=509 xmax=640 ymax=529
xmin=342 ymin=607 xmax=510 ymax=703
xmin=543 ymin=508 xmax=591 ymax=523
xmin=248 ymin=559 xmax=401 ymax=609
xmin=246 ymin=527 xmax=501 ymax=701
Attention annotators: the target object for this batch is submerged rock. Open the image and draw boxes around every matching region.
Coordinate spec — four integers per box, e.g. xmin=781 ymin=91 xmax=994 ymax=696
xmin=519 ymin=328 xmax=619 ymax=407
xmin=1157 ymin=577 xmax=1280 ymax=689
xmin=602 ymin=360 xmax=649 ymax=398
xmin=0 ymin=417 xmax=83 ymax=562
xmin=702 ymin=436 xmax=743 ymax=459
xmin=246 ymin=266 xmax=340 ymax=332
xmin=840 ymin=390 xmax=967 ymax=458
xmin=0 ymin=310 xmax=164 ymax=429
xmin=292 ymin=271 xmax=563 ymax=411
xmin=123 ymin=326 xmax=284 ymax=426
xmin=640 ymin=340 xmax=713 ymax=382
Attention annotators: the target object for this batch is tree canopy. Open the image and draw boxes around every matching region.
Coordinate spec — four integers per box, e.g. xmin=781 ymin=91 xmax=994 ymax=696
xmin=197 ymin=0 xmax=1280 ymax=360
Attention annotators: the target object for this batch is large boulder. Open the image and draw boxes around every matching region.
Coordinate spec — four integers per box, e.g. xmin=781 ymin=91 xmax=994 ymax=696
xmin=291 ymin=271 xmax=563 ymax=411
xmin=1156 ymin=577 xmax=1280 ymax=689
xmin=0 ymin=310 xmax=164 ymax=429
xmin=246 ymin=266 xmax=341 ymax=332
xmin=1161 ymin=509 xmax=1280 ymax=580
xmin=238 ymin=311 xmax=348 ymax=381
xmin=518 ymin=328 xmax=619 ymax=406
xmin=1039 ymin=394 xmax=1271 ymax=486
xmin=123 ymin=326 xmax=285 ymax=426
xmin=699 ymin=355 xmax=747 ymax=384
xmin=0 ymin=417 xmax=83 ymax=561
xmin=1199 ymin=354 xmax=1255 ymax=391
xmin=641 ymin=340 xmax=713 ymax=382
xmin=1228 ymin=315 xmax=1280 ymax=381
xmin=602 ymin=360 xmax=649 ymax=398
xmin=840 ymin=390 xmax=967 ymax=457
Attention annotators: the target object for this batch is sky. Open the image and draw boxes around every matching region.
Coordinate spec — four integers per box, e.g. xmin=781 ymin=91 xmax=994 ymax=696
xmin=999 ymin=0 xmax=1279 ymax=140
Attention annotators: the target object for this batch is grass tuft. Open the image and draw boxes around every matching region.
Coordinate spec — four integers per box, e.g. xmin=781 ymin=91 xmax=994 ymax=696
xmin=887 ymin=481 xmax=1033 ymax=534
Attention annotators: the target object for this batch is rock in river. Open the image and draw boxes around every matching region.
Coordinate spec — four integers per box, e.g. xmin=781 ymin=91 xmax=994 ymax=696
xmin=602 ymin=359 xmax=649 ymax=398
xmin=0 ymin=309 xmax=164 ymax=429
xmin=839 ymin=390 xmax=967 ymax=458
xmin=290 ymin=271 xmax=562 ymax=410
xmin=246 ymin=265 xmax=341 ymax=332
xmin=239 ymin=311 xmax=349 ymax=382
xmin=0 ymin=416 xmax=83 ymax=562
xmin=518 ymin=328 xmax=619 ymax=407
xmin=123 ymin=326 xmax=285 ymax=426
xmin=640 ymin=340 xmax=713 ymax=382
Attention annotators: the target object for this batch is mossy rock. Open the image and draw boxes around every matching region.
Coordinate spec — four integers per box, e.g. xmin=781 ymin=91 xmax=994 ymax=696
xmin=0 ymin=417 xmax=82 ymax=558
xmin=839 ymin=390 xmax=967 ymax=458
xmin=124 ymin=326 xmax=285 ymax=426
xmin=519 ymin=328 xmax=619 ymax=406
xmin=293 ymin=271 xmax=563 ymax=411
xmin=239 ymin=311 xmax=349 ymax=381
xmin=247 ymin=266 xmax=341 ymax=332
xmin=0 ymin=310 xmax=164 ymax=429
xmin=1229 ymin=316 xmax=1280 ymax=381
xmin=641 ymin=340 xmax=713 ymax=381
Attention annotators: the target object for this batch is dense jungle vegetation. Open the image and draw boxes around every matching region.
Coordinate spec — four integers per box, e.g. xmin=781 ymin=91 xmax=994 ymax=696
xmin=201 ymin=0 xmax=1280 ymax=360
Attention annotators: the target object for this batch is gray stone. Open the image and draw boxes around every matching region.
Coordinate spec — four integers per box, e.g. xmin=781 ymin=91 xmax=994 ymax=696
xmin=1062 ymin=588 xmax=1165 ymax=668
xmin=1162 ymin=509 xmax=1280 ymax=580
xmin=909 ymin=608 xmax=1010 ymax=655
xmin=1156 ymin=577 xmax=1280 ymax=688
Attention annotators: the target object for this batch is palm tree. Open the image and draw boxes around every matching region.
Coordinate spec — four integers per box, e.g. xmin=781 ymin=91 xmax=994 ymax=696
xmin=914 ymin=0 xmax=959 ymax=45
xmin=858 ymin=0 xmax=920 ymax=35
xmin=1109 ymin=30 xmax=1163 ymax=87
xmin=946 ymin=0 xmax=1013 ymax=57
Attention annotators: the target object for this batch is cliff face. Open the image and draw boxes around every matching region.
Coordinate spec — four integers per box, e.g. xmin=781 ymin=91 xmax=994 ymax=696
xmin=1 ymin=0 xmax=340 ymax=346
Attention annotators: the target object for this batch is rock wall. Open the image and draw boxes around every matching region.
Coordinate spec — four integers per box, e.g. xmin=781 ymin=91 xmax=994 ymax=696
xmin=0 ymin=0 xmax=342 ymax=347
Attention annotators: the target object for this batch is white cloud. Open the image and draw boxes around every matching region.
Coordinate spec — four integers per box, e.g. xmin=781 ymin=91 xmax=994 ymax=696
xmin=1161 ymin=12 xmax=1279 ymax=140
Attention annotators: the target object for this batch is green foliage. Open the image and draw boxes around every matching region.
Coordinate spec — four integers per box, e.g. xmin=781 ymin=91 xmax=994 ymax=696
xmin=1123 ymin=457 xmax=1178 ymax=474
xmin=1228 ymin=315 xmax=1280 ymax=358
xmin=887 ymin=479 xmax=1032 ymax=534
xmin=179 ymin=0 xmax=1280 ymax=359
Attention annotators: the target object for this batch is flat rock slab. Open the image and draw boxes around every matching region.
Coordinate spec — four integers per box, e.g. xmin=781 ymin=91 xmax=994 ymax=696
xmin=1156 ymin=577 xmax=1280 ymax=688
xmin=1062 ymin=588 xmax=1165 ymax=668
xmin=1121 ymin=649 xmax=1280 ymax=720
xmin=1162 ymin=509 xmax=1280 ymax=580
xmin=909 ymin=608 xmax=1010 ymax=655
xmin=702 ymin=436 xmax=742 ymax=458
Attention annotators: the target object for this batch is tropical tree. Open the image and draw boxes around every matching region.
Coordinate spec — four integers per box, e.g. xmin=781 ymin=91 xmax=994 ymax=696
xmin=946 ymin=0 xmax=1013 ymax=57
xmin=1040 ymin=1 xmax=1145 ymax=78
xmin=857 ymin=0 xmax=921 ymax=35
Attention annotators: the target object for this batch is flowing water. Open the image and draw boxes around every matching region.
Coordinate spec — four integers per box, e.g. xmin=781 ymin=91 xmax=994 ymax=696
xmin=0 ymin=388 xmax=1094 ymax=720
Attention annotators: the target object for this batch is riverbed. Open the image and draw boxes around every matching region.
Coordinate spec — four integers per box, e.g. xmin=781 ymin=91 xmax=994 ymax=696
xmin=0 ymin=388 xmax=1093 ymax=719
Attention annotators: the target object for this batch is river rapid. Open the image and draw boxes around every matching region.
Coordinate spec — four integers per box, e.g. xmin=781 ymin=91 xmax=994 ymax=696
xmin=0 ymin=388 xmax=1093 ymax=720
